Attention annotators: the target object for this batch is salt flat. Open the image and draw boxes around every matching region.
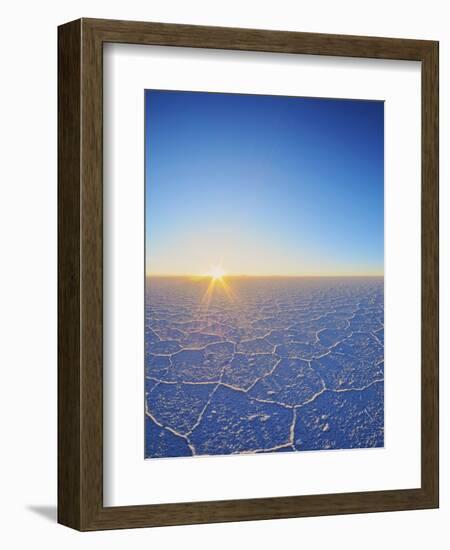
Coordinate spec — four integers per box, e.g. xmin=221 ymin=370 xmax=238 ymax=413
xmin=145 ymin=277 xmax=384 ymax=458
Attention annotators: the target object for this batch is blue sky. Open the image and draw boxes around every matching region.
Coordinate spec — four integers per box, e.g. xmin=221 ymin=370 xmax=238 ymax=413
xmin=145 ymin=90 xmax=384 ymax=276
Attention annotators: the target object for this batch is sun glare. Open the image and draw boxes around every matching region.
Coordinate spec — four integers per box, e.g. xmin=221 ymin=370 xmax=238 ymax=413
xmin=207 ymin=265 xmax=226 ymax=281
xmin=199 ymin=264 xmax=235 ymax=308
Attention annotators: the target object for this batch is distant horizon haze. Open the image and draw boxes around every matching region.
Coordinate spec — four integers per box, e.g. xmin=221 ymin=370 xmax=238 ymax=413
xmin=145 ymin=272 xmax=384 ymax=278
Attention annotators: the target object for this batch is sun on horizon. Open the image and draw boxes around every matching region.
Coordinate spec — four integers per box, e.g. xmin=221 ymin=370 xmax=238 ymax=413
xmin=205 ymin=265 xmax=226 ymax=281
xmin=145 ymin=270 xmax=384 ymax=278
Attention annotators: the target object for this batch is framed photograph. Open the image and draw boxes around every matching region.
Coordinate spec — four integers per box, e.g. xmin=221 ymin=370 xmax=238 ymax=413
xmin=58 ymin=18 xmax=439 ymax=530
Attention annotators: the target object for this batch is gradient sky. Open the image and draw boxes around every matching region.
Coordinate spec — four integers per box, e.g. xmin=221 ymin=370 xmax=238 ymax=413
xmin=145 ymin=90 xmax=384 ymax=276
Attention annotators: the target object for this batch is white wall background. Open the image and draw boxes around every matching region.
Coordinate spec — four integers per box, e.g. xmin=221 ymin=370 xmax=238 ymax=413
xmin=0 ymin=0 xmax=447 ymax=547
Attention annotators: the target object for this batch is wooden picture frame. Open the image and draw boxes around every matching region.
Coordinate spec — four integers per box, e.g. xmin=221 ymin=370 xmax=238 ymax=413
xmin=58 ymin=18 xmax=439 ymax=531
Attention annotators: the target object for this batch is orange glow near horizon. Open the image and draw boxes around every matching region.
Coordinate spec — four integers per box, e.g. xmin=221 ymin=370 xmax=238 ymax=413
xmin=146 ymin=272 xmax=384 ymax=278
xmin=146 ymin=258 xmax=383 ymax=279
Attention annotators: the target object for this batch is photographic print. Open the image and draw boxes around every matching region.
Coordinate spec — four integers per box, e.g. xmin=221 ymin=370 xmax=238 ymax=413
xmin=144 ymin=90 xmax=384 ymax=459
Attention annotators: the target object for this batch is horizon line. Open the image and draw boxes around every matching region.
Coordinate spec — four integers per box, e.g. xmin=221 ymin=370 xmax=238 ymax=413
xmin=145 ymin=273 xmax=384 ymax=279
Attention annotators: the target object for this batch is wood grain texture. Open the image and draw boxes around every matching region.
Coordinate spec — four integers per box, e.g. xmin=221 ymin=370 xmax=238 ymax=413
xmin=57 ymin=19 xmax=82 ymax=529
xmin=420 ymin=41 xmax=439 ymax=505
xmin=58 ymin=18 xmax=439 ymax=531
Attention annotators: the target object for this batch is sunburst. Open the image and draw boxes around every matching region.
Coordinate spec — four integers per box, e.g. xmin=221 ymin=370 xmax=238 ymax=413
xmin=207 ymin=265 xmax=226 ymax=281
xmin=200 ymin=264 xmax=235 ymax=308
